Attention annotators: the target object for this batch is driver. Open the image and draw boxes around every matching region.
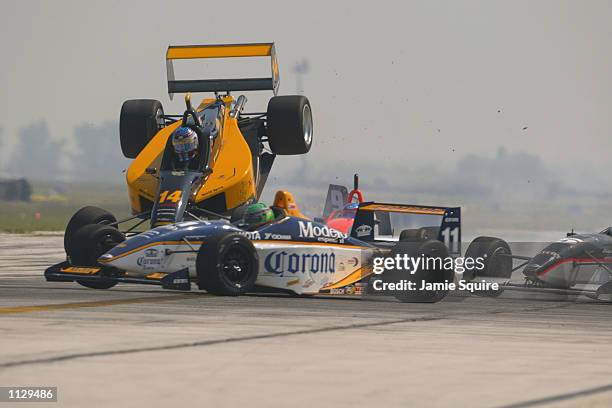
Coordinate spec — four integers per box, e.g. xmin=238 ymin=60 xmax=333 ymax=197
xmin=171 ymin=126 xmax=199 ymax=163
xmin=242 ymin=203 xmax=275 ymax=230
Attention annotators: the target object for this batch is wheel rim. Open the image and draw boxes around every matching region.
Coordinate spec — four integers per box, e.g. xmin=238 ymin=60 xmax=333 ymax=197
xmin=90 ymin=233 xmax=122 ymax=264
xmin=221 ymin=245 xmax=252 ymax=288
xmin=302 ymin=104 xmax=313 ymax=147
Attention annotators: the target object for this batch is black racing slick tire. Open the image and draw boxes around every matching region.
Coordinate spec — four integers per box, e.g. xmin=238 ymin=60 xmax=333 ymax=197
xmin=120 ymin=99 xmax=165 ymax=159
xmin=68 ymin=224 xmax=125 ymax=266
xmin=64 ymin=206 xmax=117 ymax=255
xmin=196 ymin=233 xmax=259 ymax=296
xmin=385 ymin=240 xmax=451 ymax=303
xmin=266 ymin=95 xmax=313 ymax=155
xmin=464 ymin=236 xmax=512 ymax=279
xmin=67 ymin=224 xmax=126 ymax=290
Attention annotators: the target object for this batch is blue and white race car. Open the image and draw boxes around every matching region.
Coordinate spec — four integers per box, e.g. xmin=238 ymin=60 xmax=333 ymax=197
xmin=46 ymin=191 xmax=476 ymax=302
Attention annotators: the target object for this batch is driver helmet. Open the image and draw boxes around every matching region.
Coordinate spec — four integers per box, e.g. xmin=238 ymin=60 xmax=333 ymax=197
xmin=172 ymin=126 xmax=199 ymax=162
xmin=243 ymin=203 xmax=275 ymax=229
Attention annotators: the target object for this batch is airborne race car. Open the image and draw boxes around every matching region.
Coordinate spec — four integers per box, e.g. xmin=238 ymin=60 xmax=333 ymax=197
xmin=119 ymin=43 xmax=312 ymax=228
xmin=60 ymin=42 xmax=313 ymax=278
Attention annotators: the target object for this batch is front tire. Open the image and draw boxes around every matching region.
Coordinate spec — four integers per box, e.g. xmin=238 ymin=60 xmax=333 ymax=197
xmin=464 ymin=236 xmax=512 ymax=279
xmin=64 ymin=206 xmax=116 ymax=256
xmin=67 ymin=224 xmax=125 ymax=290
xmin=266 ymin=95 xmax=313 ymax=155
xmin=196 ymin=233 xmax=259 ymax=295
xmin=120 ymin=99 xmax=165 ymax=159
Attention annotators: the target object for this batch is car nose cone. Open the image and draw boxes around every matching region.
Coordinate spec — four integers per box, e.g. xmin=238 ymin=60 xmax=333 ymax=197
xmin=99 ymin=253 xmax=113 ymax=262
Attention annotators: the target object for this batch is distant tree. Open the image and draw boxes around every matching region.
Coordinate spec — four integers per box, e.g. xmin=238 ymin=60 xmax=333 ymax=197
xmin=0 ymin=127 xmax=4 ymax=173
xmin=72 ymin=121 xmax=129 ymax=183
xmin=9 ymin=121 xmax=64 ymax=180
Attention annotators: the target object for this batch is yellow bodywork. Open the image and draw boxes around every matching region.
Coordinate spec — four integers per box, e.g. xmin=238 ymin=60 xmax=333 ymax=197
xmin=126 ymin=95 xmax=256 ymax=214
xmin=166 ymin=43 xmax=274 ymax=59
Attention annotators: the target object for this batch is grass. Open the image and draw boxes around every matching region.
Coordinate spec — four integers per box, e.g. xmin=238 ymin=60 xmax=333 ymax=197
xmin=0 ymin=181 xmax=132 ymax=233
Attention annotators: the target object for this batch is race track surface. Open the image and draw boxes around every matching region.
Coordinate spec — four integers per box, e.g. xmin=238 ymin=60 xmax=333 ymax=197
xmin=1 ymin=234 xmax=611 ymax=408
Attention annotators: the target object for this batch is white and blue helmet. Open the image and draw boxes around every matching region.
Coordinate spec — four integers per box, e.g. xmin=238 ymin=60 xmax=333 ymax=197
xmin=172 ymin=126 xmax=198 ymax=162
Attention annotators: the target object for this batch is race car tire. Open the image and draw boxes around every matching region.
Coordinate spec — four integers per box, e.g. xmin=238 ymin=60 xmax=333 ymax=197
xmin=385 ymin=240 xmax=451 ymax=303
xmin=120 ymin=99 xmax=165 ymax=159
xmin=67 ymin=224 xmax=125 ymax=290
xmin=68 ymin=224 xmax=125 ymax=265
xmin=196 ymin=233 xmax=259 ymax=296
xmin=399 ymin=229 xmax=427 ymax=242
xmin=266 ymin=95 xmax=313 ymax=155
xmin=464 ymin=236 xmax=512 ymax=279
xmin=64 ymin=206 xmax=117 ymax=255
xmin=399 ymin=227 xmax=440 ymax=242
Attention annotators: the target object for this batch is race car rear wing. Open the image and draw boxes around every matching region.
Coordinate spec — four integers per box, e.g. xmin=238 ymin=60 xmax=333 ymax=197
xmin=166 ymin=43 xmax=280 ymax=98
xmin=350 ymin=202 xmax=462 ymax=256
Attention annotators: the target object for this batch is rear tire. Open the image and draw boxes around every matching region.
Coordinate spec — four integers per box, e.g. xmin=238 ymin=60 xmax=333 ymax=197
xmin=385 ymin=240 xmax=451 ymax=303
xmin=266 ymin=95 xmax=313 ymax=155
xmin=64 ymin=206 xmax=116 ymax=256
xmin=196 ymin=233 xmax=259 ymax=295
xmin=120 ymin=99 xmax=165 ymax=159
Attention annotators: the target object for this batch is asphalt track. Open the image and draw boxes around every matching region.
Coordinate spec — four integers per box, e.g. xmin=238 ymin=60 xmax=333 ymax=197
xmin=1 ymin=234 xmax=611 ymax=408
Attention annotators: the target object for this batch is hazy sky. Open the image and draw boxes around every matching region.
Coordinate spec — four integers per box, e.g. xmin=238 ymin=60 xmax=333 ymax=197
xmin=1 ymin=1 xmax=611 ymax=183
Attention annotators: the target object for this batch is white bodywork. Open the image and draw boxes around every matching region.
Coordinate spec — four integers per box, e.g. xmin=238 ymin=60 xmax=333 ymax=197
xmin=103 ymin=240 xmax=375 ymax=295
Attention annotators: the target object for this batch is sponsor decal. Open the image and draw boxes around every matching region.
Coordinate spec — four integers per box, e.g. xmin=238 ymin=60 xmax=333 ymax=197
xmin=264 ymin=232 xmax=292 ymax=240
xmin=330 ymin=288 xmax=345 ymax=295
xmin=337 ymin=256 xmax=359 ymax=272
xmin=559 ymin=237 xmax=583 ymax=244
xmin=137 ymin=255 xmax=163 ymax=269
xmin=264 ymin=250 xmax=336 ymax=275
xmin=240 ymin=231 xmax=261 ymax=240
xmin=145 ymin=248 xmax=160 ymax=258
xmin=337 ymin=257 xmax=359 ymax=272
xmin=298 ymin=221 xmax=347 ymax=243
xmin=303 ymin=278 xmax=315 ymax=288
xmin=140 ymin=230 xmax=161 ymax=238
xmin=60 ymin=267 xmax=100 ymax=274
xmin=344 ymin=285 xmax=355 ymax=295
xmin=355 ymin=224 xmax=372 ymax=237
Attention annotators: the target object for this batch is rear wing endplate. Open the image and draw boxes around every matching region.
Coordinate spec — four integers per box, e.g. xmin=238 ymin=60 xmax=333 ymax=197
xmin=166 ymin=43 xmax=279 ymax=98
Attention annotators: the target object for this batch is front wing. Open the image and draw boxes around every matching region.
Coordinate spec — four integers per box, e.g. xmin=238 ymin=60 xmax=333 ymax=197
xmin=44 ymin=262 xmax=191 ymax=291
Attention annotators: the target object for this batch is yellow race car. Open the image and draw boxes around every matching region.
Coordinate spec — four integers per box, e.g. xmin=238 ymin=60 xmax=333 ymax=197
xmin=117 ymin=43 xmax=313 ymax=227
